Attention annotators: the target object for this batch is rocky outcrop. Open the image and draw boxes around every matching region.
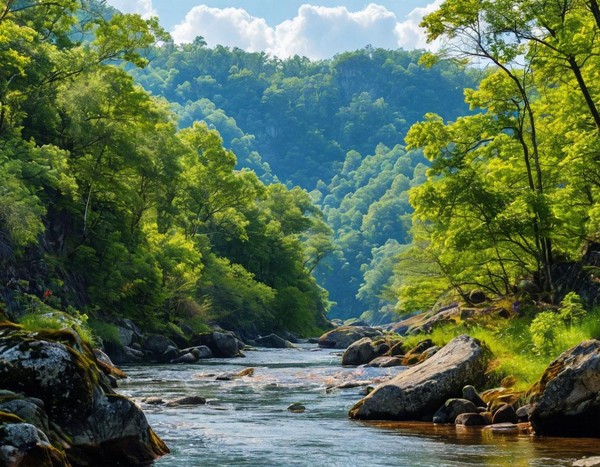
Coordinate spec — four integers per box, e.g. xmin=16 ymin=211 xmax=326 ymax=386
xmin=0 ymin=324 xmax=169 ymax=465
xmin=529 ymin=339 xmax=600 ymax=437
xmin=318 ymin=326 xmax=383 ymax=349
xmin=349 ymin=335 xmax=488 ymax=420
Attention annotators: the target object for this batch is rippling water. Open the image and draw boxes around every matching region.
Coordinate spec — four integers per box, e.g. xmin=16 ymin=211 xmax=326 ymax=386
xmin=118 ymin=345 xmax=600 ymax=466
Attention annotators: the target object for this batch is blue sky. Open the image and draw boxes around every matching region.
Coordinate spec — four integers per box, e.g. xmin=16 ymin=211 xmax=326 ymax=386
xmin=105 ymin=1 xmax=440 ymax=59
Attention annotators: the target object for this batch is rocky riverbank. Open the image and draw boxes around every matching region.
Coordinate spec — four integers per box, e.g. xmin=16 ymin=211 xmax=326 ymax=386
xmin=0 ymin=322 xmax=168 ymax=466
xmin=319 ymin=325 xmax=600 ymax=439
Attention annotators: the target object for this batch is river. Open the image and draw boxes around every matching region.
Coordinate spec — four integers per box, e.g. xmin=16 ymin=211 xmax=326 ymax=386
xmin=118 ymin=345 xmax=600 ymax=466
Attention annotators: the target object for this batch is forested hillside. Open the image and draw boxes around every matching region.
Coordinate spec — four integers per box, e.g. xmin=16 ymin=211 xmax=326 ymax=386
xmin=0 ymin=0 xmax=331 ymax=339
xmin=132 ymin=43 xmax=478 ymax=320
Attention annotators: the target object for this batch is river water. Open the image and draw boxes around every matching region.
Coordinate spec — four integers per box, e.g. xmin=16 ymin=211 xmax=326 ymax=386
xmin=119 ymin=345 xmax=600 ymax=466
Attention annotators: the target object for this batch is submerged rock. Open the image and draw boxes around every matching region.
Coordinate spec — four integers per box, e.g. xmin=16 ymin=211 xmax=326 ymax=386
xmin=349 ymin=335 xmax=488 ymax=421
xmin=287 ymin=403 xmax=306 ymax=413
xmin=166 ymin=396 xmax=207 ymax=407
xmin=0 ymin=324 xmax=169 ymax=465
xmin=530 ymin=339 xmax=600 ymax=437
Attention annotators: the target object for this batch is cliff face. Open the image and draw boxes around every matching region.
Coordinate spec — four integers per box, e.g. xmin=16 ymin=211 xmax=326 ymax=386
xmin=0 ymin=323 xmax=169 ymax=466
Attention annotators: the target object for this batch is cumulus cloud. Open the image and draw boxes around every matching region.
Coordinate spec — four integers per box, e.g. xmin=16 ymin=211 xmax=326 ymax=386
xmin=172 ymin=2 xmax=442 ymax=59
xmin=105 ymin=0 xmax=158 ymax=19
xmin=172 ymin=6 xmax=273 ymax=51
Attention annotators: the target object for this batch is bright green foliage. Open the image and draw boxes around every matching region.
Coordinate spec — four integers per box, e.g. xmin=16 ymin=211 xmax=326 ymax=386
xmin=393 ymin=0 xmax=600 ymax=312
xmin=530 ymin=311 xmax=561 ymax=356
xmin=0 ymin=1 xmax=331 ymax=336
xmin=558 ymin=292 xmax=587 ymax=327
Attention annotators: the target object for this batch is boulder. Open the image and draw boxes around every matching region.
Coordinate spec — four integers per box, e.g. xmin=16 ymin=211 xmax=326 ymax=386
xmin=462 ymin=385 xmax=486 ymax=408
xmin=342 ymin=337 xmax=377 ymax=366
xmin=349 ymin=335 xmax=488 ymax=421
xmin=530 ymin=339 xmax=600 ymax=437
xmin=516 ymin=404 xmax=533 ymax=422
xmin=492 ymin=403 xmax=518 ymax=424
xmin=0 ymin=325 xmax=169 ymax=465
xmin=254 ymin=334 xmax=294 ymax=349
xmin=211 ymin=332 xmax=242 ymax=357
xmin=318 ymin=326 xmax=383 ymax=349
xmin=433 ymin=398 xmax=478 ymax=424
xmin=287 ymin=402 xmax=306 ymax=413
xmin=142 ymin=334 xmax=177 ymax=357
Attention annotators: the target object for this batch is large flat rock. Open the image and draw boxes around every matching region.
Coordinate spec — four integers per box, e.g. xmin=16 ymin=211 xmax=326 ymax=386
xmin=349 ymin=335 xmax=488 ymax=420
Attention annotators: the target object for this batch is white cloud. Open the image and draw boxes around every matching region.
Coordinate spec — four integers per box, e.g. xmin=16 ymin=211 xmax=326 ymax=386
xmin=105 ymin=0 xmax=158 ymax=19
xmin=395 ymin=0 xmax=443 ymax=50
xmin=171 ymin=2 xmax=442 ymax=59
xmin=172 ymin=6 xmax=273 ymax=51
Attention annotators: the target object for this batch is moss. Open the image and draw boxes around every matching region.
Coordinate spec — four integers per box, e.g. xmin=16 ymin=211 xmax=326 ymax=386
xmin=0 ymin=411 xmax=25 ymax=423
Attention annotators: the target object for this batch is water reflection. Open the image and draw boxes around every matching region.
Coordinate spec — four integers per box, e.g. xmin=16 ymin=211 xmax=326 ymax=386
xmin=118 ymin=347 xmax=600 ymax=466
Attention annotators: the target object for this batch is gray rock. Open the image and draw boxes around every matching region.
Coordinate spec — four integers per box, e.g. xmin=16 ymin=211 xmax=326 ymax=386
xmin=516 ymin=404 xmax=533 ymax=422
xmin=530 ymin=339 xmax=600 ymax=437
xmin=318 ymin=326 xmax=383 ymax=349
xmin=212 ymin=332 xmax=241 ymax=357
xmin=433 ymin=398 xmax=478 ymax=424
xmin=0 ymin=422 xmax=66 ymax=466
xmin=142 ymin=334 xmax=176 ymax=356
xmin=342 ymin=337 xmax=377 ymax=366
xmin=462 ymin=385 xmax=486 ymax=408
xmin=0 ymin=398 xmax=50 ymax=433
xmin=455 ymin=413 xmax=487 ymax=426
xmin=492 ymin=403 xmax=518 ymax=424
xmin=166 ymin=396 xmax=206 ymax=407
xmin=349 ymin=335 xmax=488 ymax=421
xmin=255 ymin=333 xmax=294 ymax=349
xmin=160 ymin=345 xmax=179 ymax=362
xmin=117 ymin=326 xmax=134 ymax=347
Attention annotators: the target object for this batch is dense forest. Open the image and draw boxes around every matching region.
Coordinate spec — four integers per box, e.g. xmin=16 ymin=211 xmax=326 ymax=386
xmin=4 ymin=0 xmax=600 ymax=342
xmin=0 ymin=0 xmax=333 ymax=339
xmin=132 ymin=41 xmax=478 ymax=321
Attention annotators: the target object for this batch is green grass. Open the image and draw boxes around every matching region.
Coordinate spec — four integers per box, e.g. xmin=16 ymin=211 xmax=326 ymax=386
xmin=401 ymin=307 xmax=600 ymax=393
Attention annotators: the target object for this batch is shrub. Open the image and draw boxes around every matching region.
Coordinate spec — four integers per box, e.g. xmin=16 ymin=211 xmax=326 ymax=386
xmin=529 ymin=311 xmax=561 ymax=356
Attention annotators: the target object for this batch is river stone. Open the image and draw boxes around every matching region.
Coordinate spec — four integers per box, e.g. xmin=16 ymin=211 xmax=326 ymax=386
xmin=573 ymin=457 xmax=600 ymax=467
xmin=516 ymin=404 xmax=533 ymax=422
xmin=287 ymin=402 xmax=306 ymax=413
xmin=462 ymin=385 xmax=486 ymax=408
xmin=482 ymin=423 xmax=520 ymax=434
xmin=529 ymin=339 xmax=600 ymax=437
xmin=492 ymin=403 xmax=518 ymax=424
xmin=0 ymin=398 xmax=50 ymax=434
xmin=166 ymin=396 xmax=206 ymax=407
xmin=172 ymin=352 xmax=198 ymax=364
xmin=318 ymin=326 xmax=383 ymax=349
xmin=433 ymin=398 xmax=478 ymax=424
xmin=254 ymin=334 xmax=294 ymax=349
xmin=342 ymin=337 xmax=377 ymax=366
xmin=349 ymin=335 xmax=488 ymax=421
xmin=455 ymin=413 xmax=487 ymax=426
